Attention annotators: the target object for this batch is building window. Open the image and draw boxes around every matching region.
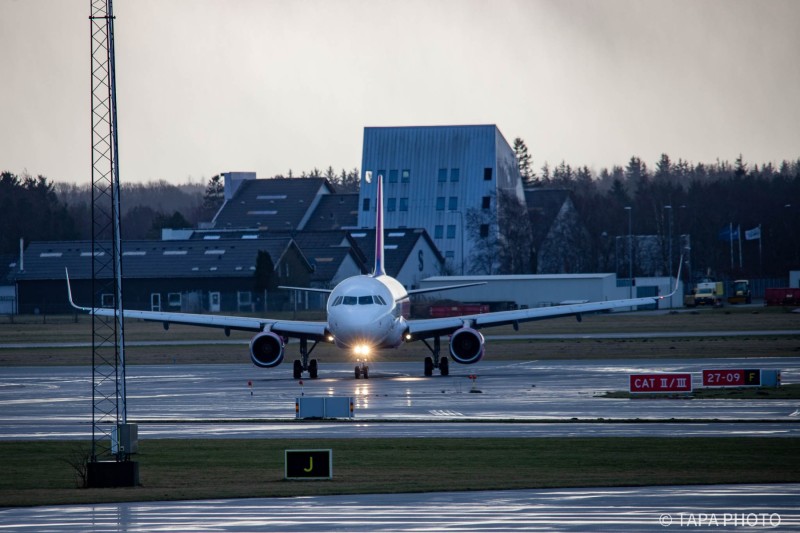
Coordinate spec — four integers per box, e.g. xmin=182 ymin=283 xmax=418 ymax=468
xmin=362 ymin=198 xmax=370 ymax=211
xmin=168 ymin=293 xmax=182 ymax=307
xmin=480 ymin=224 xmax=490 ymax=238
xmin=399 ymin=197 xmax=409 ymax=211
xmin=388 ymin=169 xmax=398 ymax=183
xmin=387 ymin=198 xmax=396 ymax=212
xmin=450 ymin=168 xmax=460 ymax=182
xmin=447 ymin=225 xmax=456 ymax=239
xmin=378 ymin=169 xmax=386 ymax=181
xmin=438 ymin=169 xmax=447 ymax=182
xmin=436 ymin=197 xmax=445 ymax=210
xmin=434 ymin=225 xmax=443 ymax=239
xmin=445 ymin=251 xmax=455 ymax=259
xmin=482 ymin=196 xmax=491 ymax=209
xmin=448 ymin=197 xmax=458 ymax=210
xmin=401 ymin=169 xmax=410 ymax=182
xmin=484 ymin=167 xmax=493 ymax=180
xmin=238 ymin=291 xmax=252 ymax=311
xmin=101 ymin=293 xmax=114 ymax=308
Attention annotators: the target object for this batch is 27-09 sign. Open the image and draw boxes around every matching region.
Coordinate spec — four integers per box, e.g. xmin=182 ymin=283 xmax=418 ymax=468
xmin=702 ymin=369 xmax=760 ymax=387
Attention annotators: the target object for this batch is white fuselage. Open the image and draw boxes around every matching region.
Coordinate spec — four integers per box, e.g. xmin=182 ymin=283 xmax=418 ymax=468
xmin=326 ymin=274 xmax=409 ymax=350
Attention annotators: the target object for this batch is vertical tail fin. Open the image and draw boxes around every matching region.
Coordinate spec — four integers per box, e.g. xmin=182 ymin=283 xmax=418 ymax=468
xmin=371 ymin=172 xmax=385 ymax=277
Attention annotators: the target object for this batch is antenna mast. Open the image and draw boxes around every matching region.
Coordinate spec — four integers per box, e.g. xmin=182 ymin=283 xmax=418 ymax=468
xmin=88 ymin=0 xmax=134 ymax=485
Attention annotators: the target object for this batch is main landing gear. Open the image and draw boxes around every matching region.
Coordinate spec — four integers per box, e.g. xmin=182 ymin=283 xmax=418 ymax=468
xmin=293 ymin=338 xmax=320 ymax=379
xmin=421 ymin=336 xmax=449 ymax=377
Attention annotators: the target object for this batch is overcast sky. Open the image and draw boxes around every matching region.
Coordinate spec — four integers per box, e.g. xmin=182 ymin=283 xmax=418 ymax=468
xmin=2 ymin=0 xmax=799 ymax=185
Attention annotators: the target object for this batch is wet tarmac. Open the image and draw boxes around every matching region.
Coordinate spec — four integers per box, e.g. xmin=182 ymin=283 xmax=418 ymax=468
xmin=2 ymin=358 xmax=799 ymax=530
xmin=1 ymin=358 xmax=797 ymax=440
xmin=1 ymin=484 xmax=798 ymax=531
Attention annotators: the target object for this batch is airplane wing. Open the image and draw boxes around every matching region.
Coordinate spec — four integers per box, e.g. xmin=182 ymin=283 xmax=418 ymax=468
xmin=278 ymin=285 xmax=334 ymax=294
xmin=406 ymin=282 xmax=486 ymax=296
xmin=66 ymin=270 xmax=328 ymax=340
xmin=405 ymin=295 xmax=666 ymax=340
xmin=408 ymin=257 xmax=684 ymax=340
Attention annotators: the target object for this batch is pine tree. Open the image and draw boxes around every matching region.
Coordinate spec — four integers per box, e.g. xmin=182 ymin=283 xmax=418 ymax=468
xmin=202 ymin=174 xmax=225 ymax=216
xmin=513 ymin=137 xmax=535 ymax=186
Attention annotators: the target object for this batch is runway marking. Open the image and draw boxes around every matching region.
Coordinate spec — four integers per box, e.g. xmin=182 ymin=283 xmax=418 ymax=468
xmin=429 ymin=409 xmax=463 ymax=416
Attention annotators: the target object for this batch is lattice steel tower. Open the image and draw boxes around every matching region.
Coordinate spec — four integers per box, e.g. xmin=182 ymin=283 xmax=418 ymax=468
xmin=89 ymin=0 xmax=129 ymax=464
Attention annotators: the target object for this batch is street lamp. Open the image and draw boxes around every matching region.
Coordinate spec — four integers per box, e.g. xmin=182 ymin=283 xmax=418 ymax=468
xmin=625 ymin=206 xmax=632 ymax=299
xmin=664 ymin=205 xmax=673 ymax=282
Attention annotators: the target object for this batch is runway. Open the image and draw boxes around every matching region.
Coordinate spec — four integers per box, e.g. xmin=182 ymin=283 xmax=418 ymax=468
xmin=1 ymin=484 xmax=798 ymax=531
xmin=3 ymin=358 xmax=799 ymax=530
xmin=1 ymin=358 xmax=797 ymax=440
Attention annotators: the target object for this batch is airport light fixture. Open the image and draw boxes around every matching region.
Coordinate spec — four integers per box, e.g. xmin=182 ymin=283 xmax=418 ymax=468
xmin=664 ymin=205 xmax=673 ymax=283
xmin=625 ymin=206 xmax=632 ymax=299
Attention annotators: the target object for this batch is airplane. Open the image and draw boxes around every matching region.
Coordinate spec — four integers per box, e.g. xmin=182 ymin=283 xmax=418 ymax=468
xmin=68 ymin=172 xmax=678 ymax=379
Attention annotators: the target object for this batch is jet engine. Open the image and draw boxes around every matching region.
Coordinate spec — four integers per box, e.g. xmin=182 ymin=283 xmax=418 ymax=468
xmin=249 ymin=331 xmax=285 ymax=368
xmin=449 ymin=327 xmax=485 ymax=364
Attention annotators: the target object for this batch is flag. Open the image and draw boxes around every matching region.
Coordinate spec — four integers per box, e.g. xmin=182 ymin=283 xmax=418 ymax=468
xmin=718 ymin=224 xmax=739 ymax=241
xmin=745 ymin=226 xmax=761 ymax=240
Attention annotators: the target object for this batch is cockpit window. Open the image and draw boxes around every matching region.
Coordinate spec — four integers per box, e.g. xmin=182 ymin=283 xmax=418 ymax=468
xmin=333 ymin=294 xmax=389 ymax=306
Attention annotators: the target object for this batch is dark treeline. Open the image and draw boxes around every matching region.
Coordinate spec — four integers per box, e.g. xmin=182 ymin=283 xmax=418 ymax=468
xmin=1 ymin=168 xmax=357 ymax=256
xmin=523 ymin=153 xmax=800 ymax=279
xmin=1 ymin=172 xmax=204 ymax=253
xmin=3 ymin=156 xmax=799 ymax=279
xmin=1 ymin=172 xmax=79 ymax=254
xmin=54 ymin=179 xmax=204 ymax=242
xmin=271 ymin=166 xmax=361 ymax=193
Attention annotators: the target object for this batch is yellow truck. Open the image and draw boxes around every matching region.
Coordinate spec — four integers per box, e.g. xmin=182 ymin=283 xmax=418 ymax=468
xmin=685 ymin=281 xmax=723 ymax=307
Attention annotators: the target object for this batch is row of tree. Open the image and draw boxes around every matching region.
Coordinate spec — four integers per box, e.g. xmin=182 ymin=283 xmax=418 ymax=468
xmin=0 ymin=167 xmax=358 ymax=258
xmin=1 ymin=172 xmax=79 ymax=255
xmin=512 ymin=139 xmax=800 ymax=279
xmin=4 ymin=152 xmax=799 ymax=280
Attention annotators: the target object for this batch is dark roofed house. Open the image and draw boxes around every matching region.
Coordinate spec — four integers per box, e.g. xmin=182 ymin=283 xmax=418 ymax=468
xmin=347 ymin=228 xmax=444 ymax=290
xmin=209 ymin=176 xmax=334 ymax=231
xmin=292 ymin=231 xmax=367 ymax=283
xmin=287 ymin=231 xmax=367 ymax=309
xmin=302 ymin=193 xmax=359 ymax=231
xmin=16 ymin=239 xmax=313 ymax=314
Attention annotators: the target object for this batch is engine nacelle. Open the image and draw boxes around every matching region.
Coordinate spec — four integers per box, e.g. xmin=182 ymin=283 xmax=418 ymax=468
xmin=249 ymin=331 xmax=285 ymax=368
xmin=449 ymin=327 xmax=485 ymax=365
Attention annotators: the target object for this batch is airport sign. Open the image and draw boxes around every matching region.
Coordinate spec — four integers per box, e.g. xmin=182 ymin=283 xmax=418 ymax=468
xmin=702 ymin=369 xmax=761 ymax=387
xmin=285 ymin=449 xmax=333 ymax=480
xmin=629 ymin=373 xmax=692 ymax=393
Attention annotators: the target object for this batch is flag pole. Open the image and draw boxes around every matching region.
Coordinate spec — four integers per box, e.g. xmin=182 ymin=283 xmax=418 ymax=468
xmin=738 ymin=224 xmax=743 ymax=269
xmin=729 ymin=222 xmax=734 ymax=270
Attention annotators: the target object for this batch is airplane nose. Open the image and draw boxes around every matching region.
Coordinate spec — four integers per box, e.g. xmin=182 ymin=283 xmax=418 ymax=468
xmin=333 ymin=308 xmax=385 ymax=346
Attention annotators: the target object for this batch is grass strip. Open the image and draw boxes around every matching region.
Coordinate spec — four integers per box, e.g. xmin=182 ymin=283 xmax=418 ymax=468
xmin=1 ymin=437 xmax=799 ymax=508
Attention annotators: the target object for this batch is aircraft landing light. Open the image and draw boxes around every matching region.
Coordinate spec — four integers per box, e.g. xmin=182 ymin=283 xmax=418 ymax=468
xmin=353 ymin=344 xmax=371 ymax=356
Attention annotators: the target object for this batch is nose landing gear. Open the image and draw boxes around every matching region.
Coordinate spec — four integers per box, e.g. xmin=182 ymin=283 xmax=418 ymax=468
xmin=354 ymin=359 xmax=369 ymax=379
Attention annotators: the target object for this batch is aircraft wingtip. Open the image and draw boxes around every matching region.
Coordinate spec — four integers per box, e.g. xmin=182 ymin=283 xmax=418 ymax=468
xmin=65 ymin=267 xmax=77 ymax=308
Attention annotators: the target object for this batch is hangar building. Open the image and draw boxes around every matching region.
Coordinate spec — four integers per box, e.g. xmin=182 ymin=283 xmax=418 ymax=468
xmin=418 ymin=274 xmax=684 ymax=311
